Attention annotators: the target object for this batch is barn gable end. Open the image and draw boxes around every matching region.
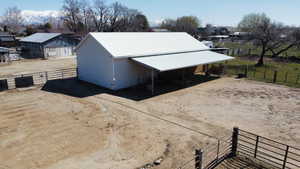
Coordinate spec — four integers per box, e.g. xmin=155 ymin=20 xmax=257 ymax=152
xmin=76 ymin=35 xmax=114 ymax=89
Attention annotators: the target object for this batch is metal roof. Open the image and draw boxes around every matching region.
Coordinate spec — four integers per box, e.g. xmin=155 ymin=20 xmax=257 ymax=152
xmin=132 ymin=51 xmax=234 ymax=72
xmin=88 ymin=32 xmax=209 ymax=59
xmin=0 ymin=47 xmax=9 ymax=53
xmin=20 ymin=33 xmax=61 ymax=43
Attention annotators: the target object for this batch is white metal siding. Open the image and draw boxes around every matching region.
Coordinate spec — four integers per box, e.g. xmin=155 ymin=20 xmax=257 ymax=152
xmin=113 ymin=58 xmax=151 ymax=90
xmin=77 ymin=36 xmax=114 ymax=89
xmin=44 ymin=47 xmax=74 ymax=58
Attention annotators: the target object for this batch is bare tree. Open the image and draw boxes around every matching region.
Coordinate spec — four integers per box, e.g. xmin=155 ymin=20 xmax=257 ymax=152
xmin=107 ymin=2 xmax=127 ymax=32
xmin=1 ymin=6 xmax=24 ymax=33
xmin=92 ymin=0 xmax=110 ymax=32
xmin=62 ymin=0 xmax=84 ymax=33
xmin=269 ymin=27 xmax=300 ymax=57
xmin=239 ymin=13 xmax=300 ymax=65
xmin=238 ymin=13 xmax=278 ymax=66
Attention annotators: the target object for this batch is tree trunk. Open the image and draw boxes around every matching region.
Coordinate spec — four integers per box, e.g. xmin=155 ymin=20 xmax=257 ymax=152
xmin=256 ymin=46 xmax=266 ymax=66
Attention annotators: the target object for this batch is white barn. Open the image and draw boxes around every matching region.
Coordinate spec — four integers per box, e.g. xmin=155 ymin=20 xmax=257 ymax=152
xmin=76 ymin=32 xmax=233 ymax=91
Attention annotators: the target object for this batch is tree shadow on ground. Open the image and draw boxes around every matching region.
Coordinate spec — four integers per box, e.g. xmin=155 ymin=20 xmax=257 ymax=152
xmin=41 ymin=74 xmax=219 ymax=101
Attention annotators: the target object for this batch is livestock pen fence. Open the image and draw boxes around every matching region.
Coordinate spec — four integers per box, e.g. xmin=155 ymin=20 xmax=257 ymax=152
xmin=237 ymin=128 xmax=300 ymax=169
xmin=204 ymin=62 xmax=300 ymax=88
xmin=177 ymin=127 xmax=300 ymax=169
xmin=0 ymin=68 xmax=77 ymax=91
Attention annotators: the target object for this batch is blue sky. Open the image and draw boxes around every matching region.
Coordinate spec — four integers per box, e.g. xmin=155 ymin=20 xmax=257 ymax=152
xmin=1 ymin=0 xmax=299 ymax=26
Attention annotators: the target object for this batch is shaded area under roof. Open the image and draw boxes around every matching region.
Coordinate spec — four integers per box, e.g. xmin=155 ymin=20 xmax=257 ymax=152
xmin=20 ymin=33 xmax=61 ymax=43
xmin=132 ymin=51 xmax=234 ymax=72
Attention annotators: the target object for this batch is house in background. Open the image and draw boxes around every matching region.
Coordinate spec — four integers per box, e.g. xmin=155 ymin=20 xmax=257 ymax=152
xmin=20 ymin=33 xmax=79 ymax=59
xmin=0 ymin=47 xmax=10 ymax=63
xmin=76 ymin=32 xmax=233 ymax=92
xmin=0 ymin=32 xmax=17 ymax=48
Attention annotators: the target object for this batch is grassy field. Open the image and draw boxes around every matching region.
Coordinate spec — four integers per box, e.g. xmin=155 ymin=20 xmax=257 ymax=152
xmin=216 ymin=41 xmax=300 ymax=59
xmin=218 ymin=57 xmax=300 ymax=88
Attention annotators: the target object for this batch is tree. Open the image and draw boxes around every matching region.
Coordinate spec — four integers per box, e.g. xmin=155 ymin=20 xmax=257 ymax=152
xmin=160 ymin=16 xmax=200 ymax=36
xmin=269 ymin=27 xmax=300 ymax=57
xmin=238 ymin=13 xmax=300 ymax=66
xmin=238 ymin=13 xmax=279 ymax=66
xmin=92 ymin=0 xmax=110 ymax=32
xmin=160 ymin=19 xmax=176 ymax=31
xmin=175 ymin=16 xmax=200 ymax=36
xmin=62 ymin=0 xmax=85 ymax=33
xmin=130 ymin=14 xmax=150 ymax=32
xmin=1 ymin=6 xmax=24 ymax=33
xmin=25 ymin=26 xmax=38 ymax=36
xmin=43 ymin=22 xmax=52 ymax=32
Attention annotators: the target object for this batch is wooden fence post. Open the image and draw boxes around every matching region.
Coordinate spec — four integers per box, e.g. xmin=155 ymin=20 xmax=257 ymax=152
xmin=195 ymin=149 xmax=203 ymax=169
xmin=273 ymin=70 xmax=278 ymax=83
xmin=264 ymin=67 xmax=267 ymax=80
xmin=282 ymin=146 xmax=289 ymax=169
xmin=284 ymin=72 xmax=288 ymax=83
xmin=244 ymin=65 xmax=248 ymax=78
xmin=231 ymin=127 xmax=239 ymax=157
xmin=45 ymin=71 xmax=48 ymax=81
xmin=254 ymin=136 xmax=259 ymax=158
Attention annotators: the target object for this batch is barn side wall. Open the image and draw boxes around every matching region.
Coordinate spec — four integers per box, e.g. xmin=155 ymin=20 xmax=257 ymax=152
xmin=77 ymin=36 xmax=114 ymax=90
xmin=113 ymin=58 xmax=151 ymax=90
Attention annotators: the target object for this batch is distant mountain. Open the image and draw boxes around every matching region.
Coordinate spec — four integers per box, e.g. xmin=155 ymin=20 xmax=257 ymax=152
xmin=21 ymin=10 xmax=62 ymax=24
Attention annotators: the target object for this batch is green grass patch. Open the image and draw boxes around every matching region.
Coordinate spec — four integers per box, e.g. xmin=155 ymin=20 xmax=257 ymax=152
xmin=217 ymin=58 xmax=300 ymax=88
xmin=216 ymin=42 xmax=300 ymax=58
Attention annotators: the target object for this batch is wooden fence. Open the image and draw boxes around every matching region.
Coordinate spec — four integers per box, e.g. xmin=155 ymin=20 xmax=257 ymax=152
xmin=0 ymin=68 xmax=77 ymax=91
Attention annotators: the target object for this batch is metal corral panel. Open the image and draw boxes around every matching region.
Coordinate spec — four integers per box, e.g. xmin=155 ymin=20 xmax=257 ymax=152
xmin=132 ymin=51 xmax=234 ymax=72
xmin=87 ymin=32 xmax=209 ymax=58
xmin=20 ymin=33 xmax=61 ymax=43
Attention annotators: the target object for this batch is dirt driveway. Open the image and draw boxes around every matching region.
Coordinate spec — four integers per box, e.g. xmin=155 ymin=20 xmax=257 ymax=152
xmin=0 ymin=58 xmax=76 ymax=77
xmin=0 ymin=77 xmax=299 ymax=169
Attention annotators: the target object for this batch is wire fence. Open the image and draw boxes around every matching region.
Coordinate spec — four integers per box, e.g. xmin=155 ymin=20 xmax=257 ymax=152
xmin=0 ymin=68 xmax=77 ymax=91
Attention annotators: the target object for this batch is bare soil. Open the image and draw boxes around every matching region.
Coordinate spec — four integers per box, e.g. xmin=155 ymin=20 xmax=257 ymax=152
xmin=0 ymin=58 xmax=76 ymax=77
xmin=0 ymin=77 xmax=299 ymax=169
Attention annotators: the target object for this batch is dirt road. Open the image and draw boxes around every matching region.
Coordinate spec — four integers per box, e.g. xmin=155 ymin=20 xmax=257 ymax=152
xmin=0 ymin=77 xmax=299 ymax=169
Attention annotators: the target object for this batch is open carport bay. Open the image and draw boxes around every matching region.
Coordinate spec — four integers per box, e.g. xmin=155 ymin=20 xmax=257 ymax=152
xmin=0 ymin=77 xmax=299 ymax=169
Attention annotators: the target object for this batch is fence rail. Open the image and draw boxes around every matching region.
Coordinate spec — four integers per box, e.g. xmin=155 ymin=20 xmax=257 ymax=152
xmin=177 ymin=127 xmax=300 ymax=169
xmin=0 ymin=68 xmax=77 ymax=91
xmin=237 ymin=129 xmax=300 ymax=169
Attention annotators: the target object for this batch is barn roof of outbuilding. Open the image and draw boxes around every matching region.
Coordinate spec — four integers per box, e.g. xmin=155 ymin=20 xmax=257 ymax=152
xmin=20 ymin=33 xmax=61 ymax=43
xmin=77 ymin=32 xmax=210 ymax=59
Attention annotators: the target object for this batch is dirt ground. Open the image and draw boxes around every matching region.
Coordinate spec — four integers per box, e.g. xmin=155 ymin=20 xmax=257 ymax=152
xmin=0 ymin=58 xmax=76 ymax=77
xmin=0 ymin=77 xmax=299 ymax=169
